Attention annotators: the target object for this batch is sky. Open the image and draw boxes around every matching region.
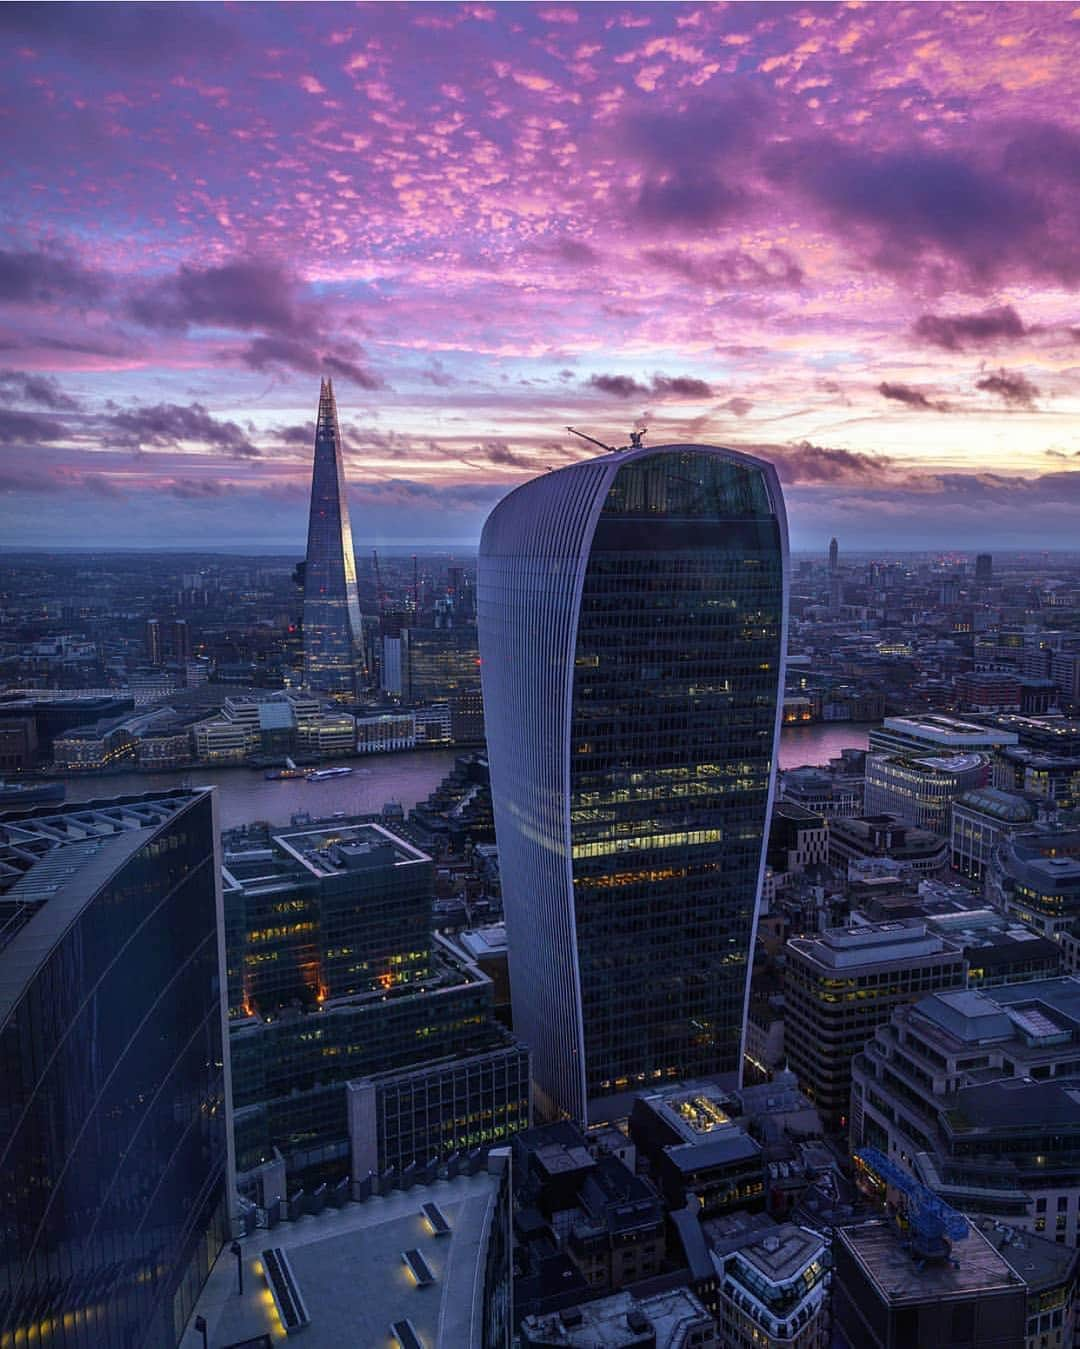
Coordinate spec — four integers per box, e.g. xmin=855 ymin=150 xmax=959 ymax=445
xmin=1 ymin=1 xmax=1079 ymax=552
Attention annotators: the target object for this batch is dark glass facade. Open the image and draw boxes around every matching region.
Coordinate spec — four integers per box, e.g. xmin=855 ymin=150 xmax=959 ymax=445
xmin=572 ymin=454 xmax=784 ymax=1101
xmin=303 ymin=378 xmax=367 ymax=696
xmin=479 ymin=445 xmax=788 ymax=1121
xmin=0 ymin=790 xmax=230 ymax=1349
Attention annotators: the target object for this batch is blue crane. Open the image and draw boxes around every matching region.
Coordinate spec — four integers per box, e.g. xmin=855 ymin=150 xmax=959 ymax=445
xmin=856 ymin=1147 xmax=968 ymax=1262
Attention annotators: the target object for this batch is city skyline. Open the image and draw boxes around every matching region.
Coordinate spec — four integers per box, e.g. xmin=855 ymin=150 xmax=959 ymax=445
xmin=1 ymin=2 xmax=1079 ymax=550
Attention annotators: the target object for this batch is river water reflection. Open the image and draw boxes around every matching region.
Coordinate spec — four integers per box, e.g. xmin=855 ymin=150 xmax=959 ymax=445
xmin=57 ymin=722 xmax=871 ymax=830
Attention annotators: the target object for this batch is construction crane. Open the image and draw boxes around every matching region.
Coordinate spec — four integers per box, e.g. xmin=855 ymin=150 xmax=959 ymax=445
xmin=566 ymin=426 xmax=647 ymax=454
xmin=856 ymin=1147 xmax=968 ymax=1263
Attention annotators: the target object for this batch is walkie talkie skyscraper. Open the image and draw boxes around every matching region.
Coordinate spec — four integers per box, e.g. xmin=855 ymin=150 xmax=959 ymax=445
xmin=478 ymin=444 xmax=788 ymax=1123
xmin=303 ymin=378 xmax=367 ymax=696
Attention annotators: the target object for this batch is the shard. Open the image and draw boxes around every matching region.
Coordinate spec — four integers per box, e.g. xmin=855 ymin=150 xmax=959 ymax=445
xmin=302 ymin=378 xmax=367 ymax=696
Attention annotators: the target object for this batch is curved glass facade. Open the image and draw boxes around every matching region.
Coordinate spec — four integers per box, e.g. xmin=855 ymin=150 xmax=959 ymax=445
xmin=303 ymin=378 xmax=367 ymax=696
xmin=479 ymin=446 xmax=788 ymax=1121
xmin=0 ymin=791 xmax=230 ymax=1348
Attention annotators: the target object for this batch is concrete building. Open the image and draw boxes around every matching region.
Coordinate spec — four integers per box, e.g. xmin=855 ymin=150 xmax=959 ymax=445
xmin=829 ymin=814 xmax=949 ymax=877
xmin=955 ymin=671 xmax=1022 ymax=713
xmin=712 ymin=1220 xmax=831 ymax=1349
xmin=986 ymin=827 xmax=1080 ymax=968
xmin=187 ymin=1151 xmax=514 ymax=1349
xmin=850 ymin=980 xmax=1080 ymax=1244
xmin=863 ymin=751 xmax=989 ymax=835
xmin=784 ymin=919 xmax=967 ymax=1132
xmin=780 ymin=756 xmax=864 ymax=819
xmin=478 ymin=444 xmax=788 ymax=1122
xmin=356 ymin=710 xmax=417 ymax=753
xmin=868 ymin=714 xmax=1018 ymax=759
xmin=832 ymin=1219 xmax=1027 ymax=1349
xmin=520 ymin=1288 xmax=716 ymax=1349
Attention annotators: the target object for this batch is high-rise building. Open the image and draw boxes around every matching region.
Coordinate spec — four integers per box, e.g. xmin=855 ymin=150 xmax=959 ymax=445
xmin=828 ymin=537 xmax=838 ymax=573
xmin=478 ymin=444 xmax=788 ymax=1122
xmin=302 ymin=378 xmax=367 ymax=697
xmin=0 ymin=789 xmax=232 ymax=1348
xmin=975 ymin=552 xmax=993 ymax=584
xmin=145 ymin=615 xmax=163 ymax=665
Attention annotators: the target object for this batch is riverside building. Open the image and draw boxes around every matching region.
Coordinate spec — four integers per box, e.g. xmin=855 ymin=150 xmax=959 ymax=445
xmin=478 ymin=444 xmax=788 ymax=1122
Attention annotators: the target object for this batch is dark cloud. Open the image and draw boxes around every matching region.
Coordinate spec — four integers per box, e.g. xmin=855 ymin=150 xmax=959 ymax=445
xmin=650 ymin=374 xmax=713 ymax=398
xmin=323 ymin=353 xmax=384 ymax=390
xmin=766 ymin=131 xmax=1080 ymax=289
xmin=0 ymin=369 xmax=79 ymax=410
xmin=0 ymin=408 xmax=68 ymax=444
xmin=550 ymin=238 xmax=601 ymax=265
xmin=107 ymin=402 xmax=259 ymax=456
xmin=129 ymin=259 xmax=300 ymax=333
xmin=478 ymin=438 xmax=532 ymax=467
xmin=879 ymin=381 xmax=951 ymax=412
xmin=975 ymin=367 xmax=1040 ymax=409
xmin=624 ymin=84 xmax=767 ymax=231
xmin=765 ymin=441 xmax=895 ymax=487
xmin=241 ymin=335 xmax=383 ymax=389
xmin=0 ymin=2 xmax=239 ymax=67
xmin=913 ymin=305 xmax=1027 ymax=351
xmin=643 ymin=246 xmax=803 ymax=290
xmin=0 ymin=248 xmax=104 ymax=305
xmin=587 ymin=373 xmax=712 ymax=399
xmin=721 ymin=397 xmax=753 ymax=417
xmin=589 ymin=373 xmax=649 ymax=398
xmin=270 ymin=422 xmax=316 ymax=447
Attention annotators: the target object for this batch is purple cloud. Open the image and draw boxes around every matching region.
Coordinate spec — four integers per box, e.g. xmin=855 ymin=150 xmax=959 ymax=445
xmin=913 ymin=305 xmax=1027 ymax=351
xmin=107 ymin=402 xmax=259 ymax=456
xmin=878 ymin=382 xmax=951 ymax=413
xmin=975 ymin=367 xmax=1040 ymax=409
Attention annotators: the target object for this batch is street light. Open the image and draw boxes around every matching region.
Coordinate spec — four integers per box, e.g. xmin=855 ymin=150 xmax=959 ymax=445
xmin=194 ymin=1314 xmax=207 ymax=1349
xmin=230 ymin=1240 xmax=244 ymax=1296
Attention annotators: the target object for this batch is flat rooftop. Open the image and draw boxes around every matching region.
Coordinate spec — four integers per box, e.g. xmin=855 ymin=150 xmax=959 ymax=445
xmin=520 ymin=1287 xmax=709 ymax=1348
xmin=272 ymin=821 xmax=430 ymax=879
xmin=186 ymin=1166 xmax=505 ymax=1349
xmin=839 ymin=1219 xmax=1022 ymax=1305
xmin=730 ymin=1222 xmax=825 ymax=1284
xmin=879 ymin=715 xmax=1018 ymax=747
xmin=788 ymin=919 xmax=951 ymax=970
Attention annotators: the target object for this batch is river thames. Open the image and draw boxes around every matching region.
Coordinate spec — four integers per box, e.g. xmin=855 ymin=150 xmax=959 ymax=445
xmin=56 ymin=722 xmax=872 ymax=830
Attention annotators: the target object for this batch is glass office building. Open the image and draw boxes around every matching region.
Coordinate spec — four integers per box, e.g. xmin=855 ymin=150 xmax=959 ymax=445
xmin=303 ymin=378 xmax=368 ymax=696
xmin=479 ymin=446 xmax=788 ymax=1121
xmin=0 ymin=789 xmax=232 ymax=1349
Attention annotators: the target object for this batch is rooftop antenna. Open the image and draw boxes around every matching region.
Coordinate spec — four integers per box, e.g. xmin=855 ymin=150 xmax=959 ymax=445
xmin=567 ymin=426 xmax=615 ymax=453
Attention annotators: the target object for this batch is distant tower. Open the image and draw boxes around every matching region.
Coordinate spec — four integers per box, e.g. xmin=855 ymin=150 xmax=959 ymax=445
xmin=303 ymin=379 xmax=367 ymax=697
xmin=975 ymin=553 xmax=993 ymax=584
xmin=479 ymin=444 xmax=788 ymax=1123
xmin=145 ymin=617 xmax=163 ymax=666
xmin=828 ymin=537 xmax=839 ymax=574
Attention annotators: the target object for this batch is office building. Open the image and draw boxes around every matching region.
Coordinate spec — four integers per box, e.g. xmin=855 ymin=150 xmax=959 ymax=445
xmin=478 ymin=444 xmax=788 ymax=1122
xmin=863 ymin=751 xmax=989 ymax=834
xmin=711 ymin=1220 xmax=831 ymax=1349
xmin=950 ymin=787 xmax=1038 ymax=882
xmin=0 ymin=790 xmax=232 ymax=1349
xmin=955 ymin=671 xmax=1022 ymax=714
xmin=851 ymin=980 xmax=1080 ymax=1242
xmin=868 ymin=714 xmax=1018 ymax=759
xmin=187 ymin=1150 xmax=514 ymax=1349
xmin=302 ymin=378 xmax=367 ymax=696
xmin=832 ymin=1219 xmax=1027 ymax=1349
xmin=781 ymin=756 xmax=864 ymax=818
xmin=829 ymin=813 xmax=949 ymax=877
xmin=222 ymin=820 xmax=529 ymax=1186
xmin=784 ymin=919 xmax=967 ymax=1132
xmin=975 ymin=553 xmax=993 ymax=584
xmin=986 ymin=827 xmax=1080 ymax=958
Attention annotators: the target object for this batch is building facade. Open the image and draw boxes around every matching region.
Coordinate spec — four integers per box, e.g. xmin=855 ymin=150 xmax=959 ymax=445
xmin=478 ymin=444 xmax=788 ymax=1121
xmin=302 ymin=378 xmax=367 ymax=696
xmin=0 ymin=790 xmax=232 ymax=1349
xmin=784 ymin=919 xmax=967 ymax=1133
xmin=863 ymin=752 xmax=989 ymax=835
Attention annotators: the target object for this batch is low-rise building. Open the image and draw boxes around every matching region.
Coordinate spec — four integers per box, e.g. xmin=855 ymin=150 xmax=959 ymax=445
xmin=711 ymin=1220 xmax=831 ymax=1349
xmin=520 ymin=1287 xmax=716 ymax=1349
xmin=356 ymin=710 xmax=417 ymax=753
xmin=829 ymin=813 xmax=949 ymax=877
xmin=950 ymin=786 xmax=1039 ymax=882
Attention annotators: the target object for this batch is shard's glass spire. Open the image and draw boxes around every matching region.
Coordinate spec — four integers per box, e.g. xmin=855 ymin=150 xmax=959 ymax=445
xmin=303 ymin=378 xmax=367 ymax=696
